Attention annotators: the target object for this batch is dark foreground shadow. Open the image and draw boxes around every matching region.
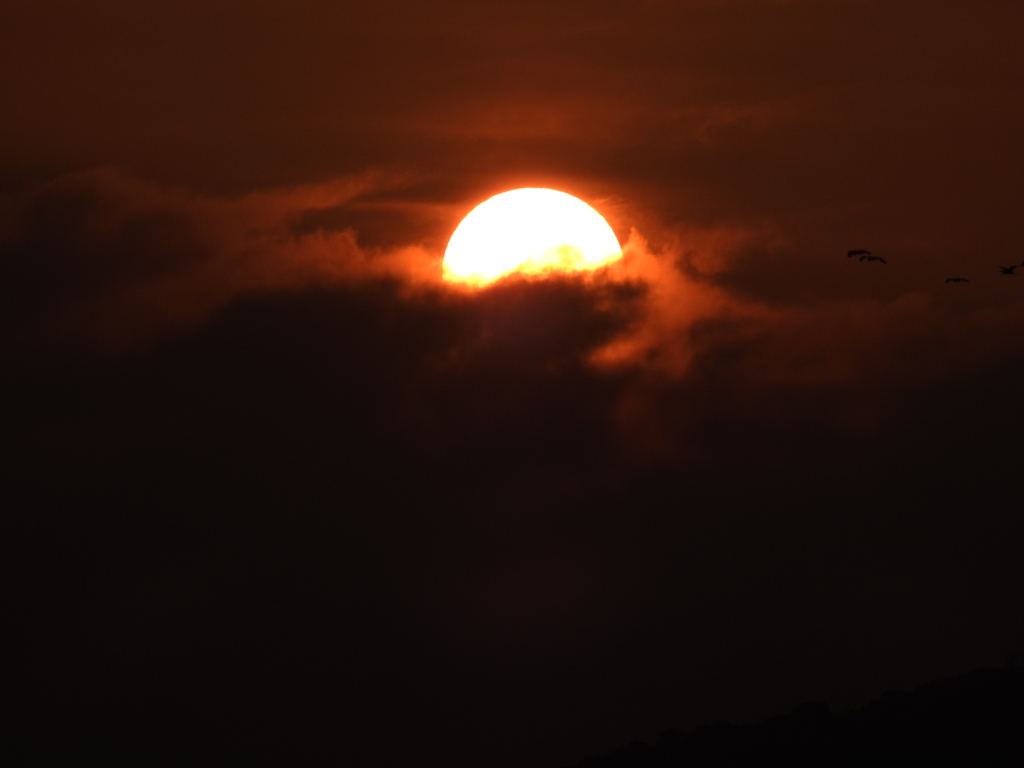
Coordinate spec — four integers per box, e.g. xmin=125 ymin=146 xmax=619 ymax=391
xmin=572 ymin=665 xmax=1024 ymax=768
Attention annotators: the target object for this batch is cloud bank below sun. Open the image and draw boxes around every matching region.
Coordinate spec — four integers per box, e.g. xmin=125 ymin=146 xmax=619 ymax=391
xmin=4 ymin=167 xmax=1024 ymax=433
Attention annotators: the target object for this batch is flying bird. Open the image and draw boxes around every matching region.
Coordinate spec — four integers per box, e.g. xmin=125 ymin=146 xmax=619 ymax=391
xmin=945 ymin=277 xmax=969 ymax=283
xmin=860 ymin=255 xmax=886 ymax=264
xmin=998 ymin=265 xmax=1020 ymax=275
xmin=847 ymin=249 xmax=871 ymax=258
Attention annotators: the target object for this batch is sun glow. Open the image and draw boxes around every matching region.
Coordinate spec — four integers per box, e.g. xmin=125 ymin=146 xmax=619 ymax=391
xmin=443 ymin=188 xmax=622 ymax=286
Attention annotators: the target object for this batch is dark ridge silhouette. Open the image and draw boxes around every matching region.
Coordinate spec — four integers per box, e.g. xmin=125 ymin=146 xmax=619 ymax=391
xmin=998 ymin=265 xmax=1019 ymax=275
xmin=945 ymin=277 xmax=970 ymax=283
xmin=569 ymin=665 xmax=1024 ymax=768
xmin=846 ymin=249 xmax=871 ymax=258
xmin=859 ymin=255 xmax=886 ymax=264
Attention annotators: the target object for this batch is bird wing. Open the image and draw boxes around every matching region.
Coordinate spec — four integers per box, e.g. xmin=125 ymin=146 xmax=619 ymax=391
xmin=878 ymin=258 xmax=887 ymax=264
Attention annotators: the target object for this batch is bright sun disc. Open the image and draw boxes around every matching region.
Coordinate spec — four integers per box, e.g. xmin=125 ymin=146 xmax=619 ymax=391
xmin=443 ymin=188 xmax=622 ymax=286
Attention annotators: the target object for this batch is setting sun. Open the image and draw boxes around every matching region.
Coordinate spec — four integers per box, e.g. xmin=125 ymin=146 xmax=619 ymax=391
xmin=442 ymin=188 xmax=622 ymax=286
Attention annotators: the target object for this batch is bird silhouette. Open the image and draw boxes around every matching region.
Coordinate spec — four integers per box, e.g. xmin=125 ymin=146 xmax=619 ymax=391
xmin=945 ymin=277 xmax=969 ymax=283
xmin=860 ymin=255 xmax=886 ymax=264
xmin=847 ymin=249 xmax=871 ymax=258
xmin=998 ymin=265 xmax=1019 ymax=275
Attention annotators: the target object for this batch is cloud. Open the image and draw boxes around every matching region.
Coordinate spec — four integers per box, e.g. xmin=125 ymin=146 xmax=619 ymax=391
xmin=5 ymin=165 xmax=1024 ymax=426
xmin=4 ymin=165 xmax=1024 ymax=768
xmin=0 ymin=168 xmax=446 ymax=350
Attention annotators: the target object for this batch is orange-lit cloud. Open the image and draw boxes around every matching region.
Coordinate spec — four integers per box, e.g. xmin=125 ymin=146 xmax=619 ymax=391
xmin=0 ymin=168 xmax=447 ymax=349
xmin=5 ymin=165 xmax=1024 ymax=450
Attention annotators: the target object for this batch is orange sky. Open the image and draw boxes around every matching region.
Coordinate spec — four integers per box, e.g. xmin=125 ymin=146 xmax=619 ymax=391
xmin=2 ymin=4 xmax=1024 ymax=768
xmin=4 ymin=1 xmax=1022 ymax=316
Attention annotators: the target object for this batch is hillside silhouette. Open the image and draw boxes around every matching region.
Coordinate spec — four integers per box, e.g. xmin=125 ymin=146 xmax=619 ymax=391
xmin=570 ymin=665 xmax=1023 ymax=768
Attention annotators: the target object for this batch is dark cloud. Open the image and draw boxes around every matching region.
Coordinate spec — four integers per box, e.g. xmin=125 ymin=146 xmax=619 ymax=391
xmin=0 ymin=168 xmax=447 ymax=348
xmin=3 ymin=186 xmax=1024 ymax=766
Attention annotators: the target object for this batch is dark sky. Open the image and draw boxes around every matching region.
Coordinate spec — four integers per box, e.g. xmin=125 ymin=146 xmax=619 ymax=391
xmin=2 ymin=2 xmax=1024 ymax=767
